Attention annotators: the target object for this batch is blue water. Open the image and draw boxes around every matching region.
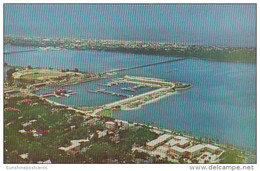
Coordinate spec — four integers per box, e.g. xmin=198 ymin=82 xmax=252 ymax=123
xmin=4 ymin=46 xmax=256 ymax=150
xmin=4 ymin=4 xmax=256 ymax=47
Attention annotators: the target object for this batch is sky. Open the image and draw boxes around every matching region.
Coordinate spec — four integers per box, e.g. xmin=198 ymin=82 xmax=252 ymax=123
xmin=4 ymin=4 xmax=256 ymax=47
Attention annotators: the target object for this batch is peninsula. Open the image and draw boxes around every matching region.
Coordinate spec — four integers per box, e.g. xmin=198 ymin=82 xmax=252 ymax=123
xmin=4 ymin=35 xmax=256 ymax=63
xmin=101 ymin=76 xmax=192 ymax=110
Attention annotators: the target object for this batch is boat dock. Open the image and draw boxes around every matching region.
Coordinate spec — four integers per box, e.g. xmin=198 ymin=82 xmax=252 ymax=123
xmin=121 ymin=87 xmax=135 ymax=92
xmin=40 ymin=93 xmax=60 ymax=98
xmin=40 ymin=90 xmax=75 ymax=98
xmin=88 ymin=89 xmax=133 ymax=98
xmin=133 ymin=84 xmax=145 ymax=89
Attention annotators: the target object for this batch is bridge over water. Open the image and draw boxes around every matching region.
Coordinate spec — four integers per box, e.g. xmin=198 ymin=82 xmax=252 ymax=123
xmin=102 ymin=58 xmax=186 ymax=74
xmin=4 ymin=49 xmax=38 ymax=55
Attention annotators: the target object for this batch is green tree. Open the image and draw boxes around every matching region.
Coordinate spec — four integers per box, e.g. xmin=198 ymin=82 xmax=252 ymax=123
xmin=220 ymin=149 xmax=244 ymax=164
xmin=28 ymin=142 xmax=47 ymax=163
xmin=70 ymin=115 xmax=84 ymax=128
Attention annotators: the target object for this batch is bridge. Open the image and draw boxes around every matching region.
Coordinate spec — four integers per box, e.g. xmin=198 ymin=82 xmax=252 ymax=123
xmin=102 ymin=58 xmax=186 ymax=74
xmin=4 ymin=49 xmax=38 ymax=55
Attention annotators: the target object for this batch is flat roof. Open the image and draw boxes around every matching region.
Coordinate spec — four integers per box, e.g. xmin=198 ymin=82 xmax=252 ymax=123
xmin=175 ymin=135 xmax=189 ymax=141
xmin=186 ymin=144 xmax=219 ymax=153
xmin=205 ymin=144 xmax=220 ymax=150
xmin=165 ymin=139 xmax=178 ymax=147
xmin=169 ymin=143 xmax=221 ymax=154
xmin=147 ymin=134 xmax=172 ymax=147
xmin=59 ymin=138 xmax=89 ymax=151
xmin=174 ymin=135 xmax=190 ymax=145
xmin=170 ymin=146 xmax=186 ymax=153
xmin=187 ymin=144 xmax=205 ymax=153
xmin=156 ymin=146 xmax=169 ymax=152
xmin=105 ymin=121 xmax=115 ymax=125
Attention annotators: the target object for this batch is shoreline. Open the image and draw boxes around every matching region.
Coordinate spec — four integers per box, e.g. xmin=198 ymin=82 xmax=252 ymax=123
xmin=4 ymin=36 xmax=256 ymax=63
xmin=5 ymin=68 xmax=255 ymax=152
xmin=34 ymin=92 xmax=250 ymax=152
xmin=5 ymin=87 xmax=256 ymax=164
xmin=121 ymin=91 xmax=177 ymax=111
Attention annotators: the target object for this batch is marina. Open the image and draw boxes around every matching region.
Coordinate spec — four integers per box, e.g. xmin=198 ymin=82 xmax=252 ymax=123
xmin=121 ymin=87 xmax=135 ymax=92
xmin=3 ymin=4 xmax=257 ymax=164
xmin=40 ymin=88 xmax=76 ymax=98
xmin=88 ymin=88 xmax=133 ymax=98
xmin=4 ymin=45 xmax=256 ymax=150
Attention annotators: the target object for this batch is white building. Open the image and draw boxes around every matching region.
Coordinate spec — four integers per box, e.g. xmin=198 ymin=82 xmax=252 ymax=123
xmin=146 ymin=134 xmax=172 ymax=150
xmin=97 ymin=130 xmax=108 ymax=138
xmin=59 ymin=138 xmax=89 ymax=155
xmin=169 ymin=143 xmax=221 ymax=159
xmin=164 ymin=138 xmax=178 ymax=147
xmin=156 ymin=146 xmax=170 ymax=154
xmin=174 ymin=136 xmax=190 ymax=148
xmin=170 ymin=146 xmax=187 ymax=158
xmin=105 ymin=121 xmax=116 ymax=130
xmin=20 ymin=153 xmax=28 ymax=160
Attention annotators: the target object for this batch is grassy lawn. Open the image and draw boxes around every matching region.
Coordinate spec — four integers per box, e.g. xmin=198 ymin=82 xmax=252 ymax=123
xmin=97 ymin=109 xmax=113 ymax=118
xmin=20 ymin=69 xmax=65 ymax=81
xmin=220 ymin=148 xmax=245 ymax=163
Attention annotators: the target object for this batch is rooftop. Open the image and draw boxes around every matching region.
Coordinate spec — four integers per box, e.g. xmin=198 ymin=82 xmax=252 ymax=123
xmin=174 ymin=136 xmax=190 ymax=145
xmin=170 ymin=146 xmax=186 ymax=153
xmin=156 ymin=146 xmax=169 ymax=152
xmin=97 ymin=130 xmax=108 ymax=138
xmin=20 ymin=153 xmax=28 ymax=159
xmin=59 ymin=138 xmax=89 ymax=152
xmin=147 ymin=134 xmax=172 ymax=147
xmin=205 ymin=144 xmax=220 ymax=150
xmin=165 ymin=139 xmax=178 ymax=147
xmin=187 ymin=144 xmax=205 ymax=153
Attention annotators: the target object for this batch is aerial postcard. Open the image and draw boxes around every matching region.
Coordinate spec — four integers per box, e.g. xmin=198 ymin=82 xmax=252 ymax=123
xmin=3 ymin=4 xmax=256 ymax=165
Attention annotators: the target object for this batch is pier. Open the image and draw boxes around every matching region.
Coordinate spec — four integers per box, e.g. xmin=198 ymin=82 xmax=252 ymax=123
xmin=40 ymin=90 xmax=76 ymax=98
xmin=40 ymin=93 xmax=60 ymax=98
xmin=133 ymin=85 xmax=145 ymax=89
xmin=121 ymin=84 xmax=146 ymax=92
xmin=121 ymin=87 xmax=135 ymax=92
xmin=88 ymin=89 xmax=133 ymax=98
